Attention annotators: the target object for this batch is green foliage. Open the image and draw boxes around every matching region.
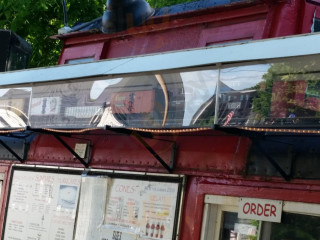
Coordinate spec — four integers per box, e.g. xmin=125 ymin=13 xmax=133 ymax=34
xmin=249 ymin=220 xmax=259 ymax=240
xmin=251 ymin=64 xmax=275 ymax=119
xmin=0 ymin=0 xmax=105 ymax=68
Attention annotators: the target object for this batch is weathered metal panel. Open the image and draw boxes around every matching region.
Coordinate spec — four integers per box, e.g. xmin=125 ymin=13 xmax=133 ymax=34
xmin=26 ymin=130 xmax=249 ymax=175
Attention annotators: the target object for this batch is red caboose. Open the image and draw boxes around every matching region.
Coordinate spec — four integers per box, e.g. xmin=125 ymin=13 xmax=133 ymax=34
xmin=0 ymin=0 xmax=320 ymax=239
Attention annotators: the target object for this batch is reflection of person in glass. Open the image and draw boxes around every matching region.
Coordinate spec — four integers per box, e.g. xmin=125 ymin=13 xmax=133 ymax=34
xmin=57 ymin=185 xmax=78 ymax=209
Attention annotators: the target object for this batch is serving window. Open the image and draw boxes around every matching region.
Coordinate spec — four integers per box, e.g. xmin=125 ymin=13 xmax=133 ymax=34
xmin=2 ymin=167 xmax=185 ymax=240
xmin=200 ymin=195 xmax=320 ymax=240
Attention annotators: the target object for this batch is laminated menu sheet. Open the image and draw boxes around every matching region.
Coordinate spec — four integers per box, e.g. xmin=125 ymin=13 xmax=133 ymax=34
xmin=3 ymin=170 xmax=81 ymax=240
xmin=101 ymin=178 xmax=179 ymax=240
xmin=74 ymin=176 xmax=109 ymax=240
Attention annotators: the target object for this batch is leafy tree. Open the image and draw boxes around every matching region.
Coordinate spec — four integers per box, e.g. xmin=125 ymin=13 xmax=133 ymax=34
xmin=0 ymin=0 xmax=106 ymax=68
xmin=0 ymin=0 xmax=192 ymax=68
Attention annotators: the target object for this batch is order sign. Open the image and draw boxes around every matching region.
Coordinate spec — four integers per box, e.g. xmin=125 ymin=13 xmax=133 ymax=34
xmin=238 ymin=197 xmax=283 ymax=223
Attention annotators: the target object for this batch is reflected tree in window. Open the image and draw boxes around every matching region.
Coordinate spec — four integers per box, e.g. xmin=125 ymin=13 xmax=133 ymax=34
xmin=270 ymin=212 xmax=320 ymax=240
xmin=252 ymin=58 xmax=320 ymax=126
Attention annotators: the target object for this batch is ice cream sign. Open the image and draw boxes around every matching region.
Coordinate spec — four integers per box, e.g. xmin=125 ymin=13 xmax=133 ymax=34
xmin=238 ymin=197 xmax=283 ymax=223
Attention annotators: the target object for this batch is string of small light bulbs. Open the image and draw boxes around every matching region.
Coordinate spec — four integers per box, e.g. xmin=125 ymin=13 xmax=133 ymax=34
xmin=1 ymin=127 xmax=320 ymax=134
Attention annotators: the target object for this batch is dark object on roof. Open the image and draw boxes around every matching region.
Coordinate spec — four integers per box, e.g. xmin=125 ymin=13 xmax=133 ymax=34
xmin=102 ymin=0 xmax=155 ymax=33
xmin=0 ymin=30 xmax=32 ymax=72
xmin=71 ymin=0 xmax=247 ymax=33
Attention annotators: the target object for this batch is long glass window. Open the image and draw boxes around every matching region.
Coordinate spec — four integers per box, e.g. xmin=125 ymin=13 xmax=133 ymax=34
xmin=1 ymin=55 xmax=320 ymax=129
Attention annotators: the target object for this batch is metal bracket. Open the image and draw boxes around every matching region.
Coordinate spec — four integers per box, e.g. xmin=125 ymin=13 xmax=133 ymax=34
xmin=103 ymin=126 xmax=177 ymax=173
xmin=131 ymin=131 xmax=176 ymax=173
xmin=214 ymin=125 xmax=294 ymax=181
xmin=0 ymin=138 xmax=26 ymax=163
xmin=253 ymin=141 xmax=292 ymax=181
xmin=53 ymin=135 xmax=90 ymax=168
xmin=18 ymin=127 xmax=92 ymax=167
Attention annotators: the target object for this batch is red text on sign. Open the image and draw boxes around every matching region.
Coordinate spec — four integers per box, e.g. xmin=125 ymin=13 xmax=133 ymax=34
xmin=242 ymin=202 xmax=277 ymax=217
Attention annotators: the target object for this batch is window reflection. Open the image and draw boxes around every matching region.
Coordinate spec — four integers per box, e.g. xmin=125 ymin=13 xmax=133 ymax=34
xmin=218 ymin=64 xmax=268 ymax=126
xmin=266 ymin=212 xmax=320 ymax=240
xmin=1 ymin=56 xmax=320 ymax=129
xmin=220 ymin=212 xmax=259 ymax=240
xmin=92 ymin=74 xmax=186 ymax=128
xmin=181 ymin=70 xmax=218 ymax=126
xmin=217 ymin=56 xmax=320 ymax=128
xmin=256 ymin=59 xmax=320 ymax=127
xmin=0 ymin=88 xmax=31 ymax=127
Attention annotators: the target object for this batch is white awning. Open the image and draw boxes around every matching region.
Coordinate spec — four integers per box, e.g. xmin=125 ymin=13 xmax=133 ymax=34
xmin=1 ymin=33 xmax=320 ymax=87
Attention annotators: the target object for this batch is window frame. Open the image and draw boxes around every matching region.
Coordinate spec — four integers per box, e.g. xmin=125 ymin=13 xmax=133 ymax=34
xmin=201 ymin=194 xmax=320 ymax=240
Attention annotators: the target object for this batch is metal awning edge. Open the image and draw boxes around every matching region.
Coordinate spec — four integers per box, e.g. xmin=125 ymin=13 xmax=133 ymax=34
xmin=1 ymin=32 xmax=320 ymax=86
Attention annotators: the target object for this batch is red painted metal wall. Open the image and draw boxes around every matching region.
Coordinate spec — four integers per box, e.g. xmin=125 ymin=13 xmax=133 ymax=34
xmin=24 ymin=130 xmax=249 ymax=175
xmin=57 ymin=0 xmax=320 ymax=64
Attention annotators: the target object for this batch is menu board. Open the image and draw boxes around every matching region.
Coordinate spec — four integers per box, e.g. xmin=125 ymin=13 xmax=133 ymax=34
xmin=101 ymin=178 xmax=179 ymax=240
xmin=3 ymin=170 xmax=81 ymax=240
xmin=3 ymin=170 xmax=182 ymax=240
